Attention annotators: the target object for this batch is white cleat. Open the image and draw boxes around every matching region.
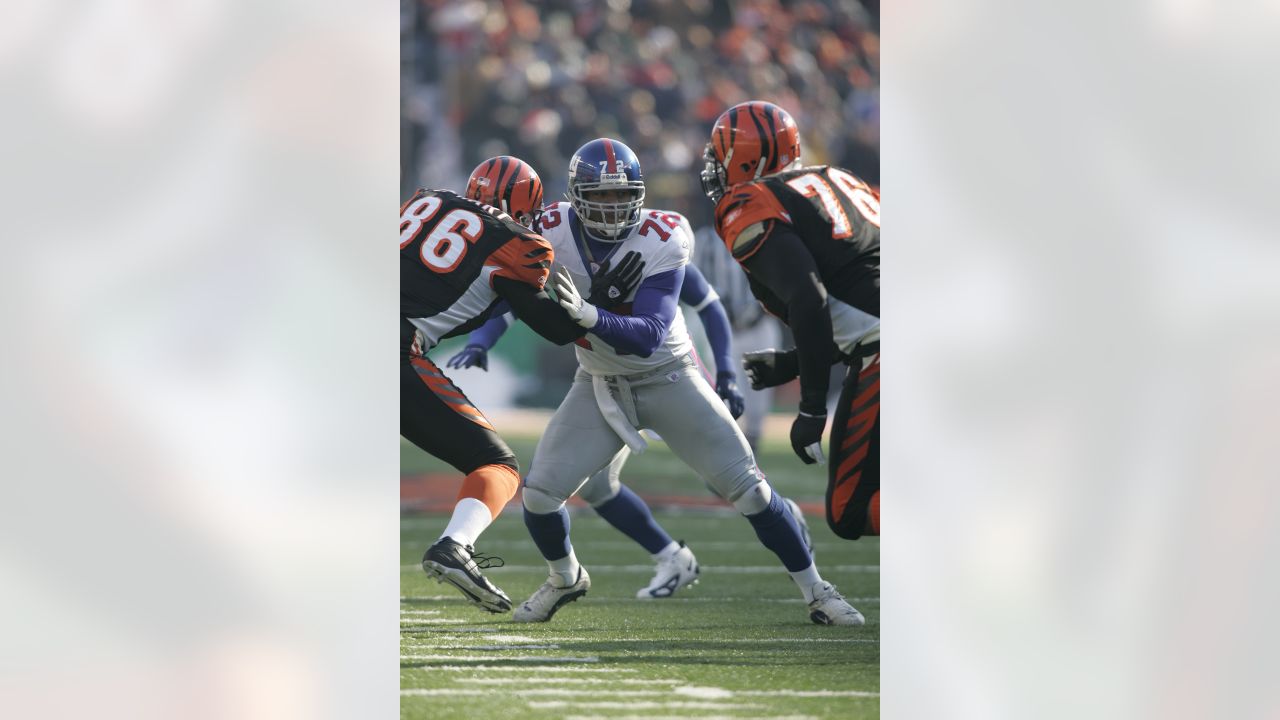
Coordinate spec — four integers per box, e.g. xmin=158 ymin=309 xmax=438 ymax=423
xmin=808 ymin=581 xmax=865 ymax=626
xmin=512 ymin=567 xmax=591 ymax=623
xmin=637 ymin=541 xmax=700 ymax=599
xmin=782 ymin=497 xmax=815 ymax=560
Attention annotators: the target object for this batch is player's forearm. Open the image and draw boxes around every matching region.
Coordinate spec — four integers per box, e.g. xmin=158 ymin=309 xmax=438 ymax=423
xmin=494 ymin=276 xmax=586 ymax=346
xmin=590 ymin=310 xmax=671 ymax=357
xmin=697 ymin=301 xmax=735 ymax=378
xmin=468 ymin=312 xmax=511 ymax=350
xmin=588 ymin=267 xmax=682 ymax=357
xmin=787 ymin=287 xmax=835 ymax=414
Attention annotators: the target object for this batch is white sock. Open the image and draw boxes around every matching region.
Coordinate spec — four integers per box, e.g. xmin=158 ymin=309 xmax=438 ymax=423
xmin=548 ymin=548 xmax=581 ymax=587
xmin=789 ymin=563 xmax=823 ymax=603
xmin=651 ymin=541 xmax=680 ymax=563
xmin=439 ymin=498 xmax=493 ymax=548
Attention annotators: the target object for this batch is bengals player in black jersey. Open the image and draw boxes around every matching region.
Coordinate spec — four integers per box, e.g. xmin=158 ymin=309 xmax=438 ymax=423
xmin=403 ymin=157 xmax=644 ymax=611
xmin=701 ymin=102 xmax=880 ymax=541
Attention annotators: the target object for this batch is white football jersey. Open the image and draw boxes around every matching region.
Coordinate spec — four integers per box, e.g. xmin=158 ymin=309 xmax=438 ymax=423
xmin=537 ymin=202 xmax=695 ymax=375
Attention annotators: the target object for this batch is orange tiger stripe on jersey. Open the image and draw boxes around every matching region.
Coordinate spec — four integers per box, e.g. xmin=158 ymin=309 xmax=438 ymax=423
xmin=713 ymin=182 xmax=790 ymax=260
xmin=487 ymin=234 xmax=555 ymax=289
xmin=409 ymin=356 xmax=496 ymax=430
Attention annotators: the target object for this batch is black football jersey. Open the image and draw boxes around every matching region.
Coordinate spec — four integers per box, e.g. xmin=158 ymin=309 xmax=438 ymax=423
xmin=714 ymin=165 xmax=879 ymax=315
xmin=401 ymin=189 xmax=553 ymax=352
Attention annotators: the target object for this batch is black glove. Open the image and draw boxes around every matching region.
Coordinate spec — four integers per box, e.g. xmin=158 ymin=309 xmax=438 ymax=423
xmin=789 ymin=411 xmax=827 ymax=465
xmin=587 ymin=250 xmax=646 ymax=309
xmin=742 ymin=348 xmax=799 ymax=390
xmin=715 ymin=371 xmax=745 ymax=419
xmin=446 ymin=344 xmax=489 ymax=371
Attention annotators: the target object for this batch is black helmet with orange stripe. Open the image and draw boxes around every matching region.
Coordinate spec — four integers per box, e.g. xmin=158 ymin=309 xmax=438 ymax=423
xmin=465 ymin=156 xmax=545 ymax=228
xmin=700 ymin=101 xmax=801 ymax=202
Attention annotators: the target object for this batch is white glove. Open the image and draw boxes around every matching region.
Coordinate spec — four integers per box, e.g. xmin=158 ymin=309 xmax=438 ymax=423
xmin=552 ymin=267 xmax=599 ymax=328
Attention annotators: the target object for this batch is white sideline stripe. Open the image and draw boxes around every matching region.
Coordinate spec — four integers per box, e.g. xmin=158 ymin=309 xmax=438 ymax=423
xmin=463 ymin=644 xmax=562 ymax=651
xmin=424 ymin=665 xmax=634 ymax=673
xmin=739 ymin=690 xmax=880 ymax=698
xmin=399 ymin=689 xmax=670 ymax=697
xmin=565 ymin=716 xmax=817 ymax=720
xmin=399 ymin=610 xmax=443 ymax=616
xmin=400 ymin=654 xmax=599 ymax=663
xmin=401 ymin=595 xmax=459 ymax=601
xmin=402 ymin=564 xmax=878 ymax=573
xmin=404 ymin=627 xmax=499 ymax=633
xmin=674 ymin=686 xmax=733 ymax=699
xmin=457 ymin=678 xmax=678 ymax=685
xmin=400 ymin=621 xmax=470 ymax=629
xmin=528 ymin=701 xmax=762 ymax=710
xmin=477 ymin=634 xmax=542 ymax=643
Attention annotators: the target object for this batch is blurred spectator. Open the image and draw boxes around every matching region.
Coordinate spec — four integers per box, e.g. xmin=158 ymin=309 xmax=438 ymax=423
xmin=401 ymin=0 xmax=879 ymax=228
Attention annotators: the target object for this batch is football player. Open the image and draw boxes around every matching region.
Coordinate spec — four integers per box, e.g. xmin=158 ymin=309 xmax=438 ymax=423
xmin=511 ymin=138 xmax=862 ymax=625
xmin=701 ymin=101 xmax=881 ymax=541
xmin=402 ymin=157 xmax=641 ymax=613
xmin=449 ymin=251 xmax=817 ymax=599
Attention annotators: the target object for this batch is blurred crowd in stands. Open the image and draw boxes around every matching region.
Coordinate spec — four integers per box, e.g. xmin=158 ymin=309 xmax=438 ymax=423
xmin=402 ymin=0 xmax=879 ymax=229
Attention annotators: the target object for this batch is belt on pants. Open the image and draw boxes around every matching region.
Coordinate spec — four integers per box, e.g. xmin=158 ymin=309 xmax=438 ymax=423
xmin=586 ymin=354 xmax=695 ymax=454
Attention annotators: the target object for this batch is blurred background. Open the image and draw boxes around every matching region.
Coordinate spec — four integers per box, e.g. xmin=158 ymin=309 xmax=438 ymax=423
xmin=401 ymin=0 xmax=879 ymax=418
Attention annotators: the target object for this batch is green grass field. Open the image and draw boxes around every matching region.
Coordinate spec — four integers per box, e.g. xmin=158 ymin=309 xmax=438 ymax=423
xmin=401 ymin=433 xmax=880 ymax=719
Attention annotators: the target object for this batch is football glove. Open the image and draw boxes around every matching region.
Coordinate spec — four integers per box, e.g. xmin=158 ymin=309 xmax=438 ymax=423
xmin=552 ymin=266 xmax=599 ymax=328
xmin=587 ymin=250 xmax=646 ymax=309
xmin=446 ymin=344 xmax=489 ymax=371
xmin=790 ymin=411 xmax=827 ymax=465
xmin=715 ymin=371 xmax=745 ymax=419
xmin=742 ymin=348 xmax=799 ymax=390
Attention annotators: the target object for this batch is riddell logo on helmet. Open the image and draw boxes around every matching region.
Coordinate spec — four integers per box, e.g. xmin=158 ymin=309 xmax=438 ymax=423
xmin=599 ymin=172 xmax=628 ymax=183
xmin=474 ymin=177 xmax=491 ymax=186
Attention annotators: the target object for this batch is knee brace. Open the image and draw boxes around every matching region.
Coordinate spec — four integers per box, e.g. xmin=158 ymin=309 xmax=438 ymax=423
xmin=521 ymin=480 xmax=568 ymax=515
xmin=708 ymin=460 xmax=772 ymax=516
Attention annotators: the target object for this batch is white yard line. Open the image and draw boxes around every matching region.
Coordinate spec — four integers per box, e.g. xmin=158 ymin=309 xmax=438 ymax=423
xmin=399 ymin=689 xmax=669 ymax=697
xmin=456 ymin=677 xmax=679 ymax=685
xmin=400 ymin=654 xmax=599 ymax=663
xmin=422 ymin=665 xmax=635 ymax=673
xmin=564 ymin=716 xmax=817 ymax=720
xmin=738 ymin=690 xmax=880 ymax=698
xmin=462 ymin=644 xmax=562 ymax=650
xmin=527 ymin=701 xmax=763 ymax=710
xmin=400 ymin=620 xmax=470 ymax=628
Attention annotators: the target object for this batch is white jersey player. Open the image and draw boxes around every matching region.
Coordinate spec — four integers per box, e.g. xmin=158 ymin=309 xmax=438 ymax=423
xmin=512 ymin=137 xmax=864 ymax=626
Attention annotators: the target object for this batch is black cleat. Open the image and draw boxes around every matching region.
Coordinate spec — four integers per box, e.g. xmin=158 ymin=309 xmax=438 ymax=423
xmin=421 ymin=538 xmax=512 ymax=613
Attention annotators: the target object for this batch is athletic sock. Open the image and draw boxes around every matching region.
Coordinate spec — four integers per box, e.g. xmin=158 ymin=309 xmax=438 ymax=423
xmin=652 ymin=541 xmax=681 ymax=562
xmin=745 ymin=491 xmax=813 ymax=573
xmin=790 ymin=566 xmax=824 ymax=603
xmin=592 ymin=485 xmax=674 ymax=555
xmin=439 ymin=497 xmax=492 ymax=548
xmin=547 ymin=549 xmax=581 ymax=588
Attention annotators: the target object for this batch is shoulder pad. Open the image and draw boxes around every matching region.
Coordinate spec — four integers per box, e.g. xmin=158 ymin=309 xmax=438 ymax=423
xmin=714 ymin=183 xmax=789 ymax=260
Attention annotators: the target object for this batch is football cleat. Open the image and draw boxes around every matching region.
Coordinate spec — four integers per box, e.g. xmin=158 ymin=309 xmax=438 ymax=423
xmin=637 ymin=541 xmax=700 ymax=599
xmin=421 ymin=537 xmax=512 ymax=614
xmin=512 ymin=567 xmax=591 ymax=623
xmin=782 ymin=497 xmax=815 ymax=561
xmin=807 ymin=582 xmax=865 ymax=626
